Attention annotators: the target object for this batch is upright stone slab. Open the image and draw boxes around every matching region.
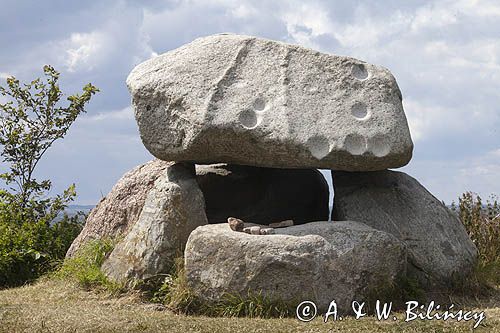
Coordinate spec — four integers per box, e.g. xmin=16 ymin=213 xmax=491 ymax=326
xmin=102 ymin=163 xmax=207 ymax=283
xmin=67 ymin=160 xmax=170 ymax=257
xmin=127 ymin=34 xmax=413 ymax=171
xmin=332 ymin=170 xmax=478 ymax=287
xmin=185 ymin=222 xmax=407 ymax=313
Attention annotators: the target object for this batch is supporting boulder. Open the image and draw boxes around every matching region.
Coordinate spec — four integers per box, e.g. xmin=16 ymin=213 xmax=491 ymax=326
xmin=185 ymin=221 xmax=407 ymax=313
xmin=66 ymin=160 xmax=170 ymax=257
xmin=332 ymin=170 xmax=478 ymax=287
xmin=102 ymin=162 xmax=207 ymax=283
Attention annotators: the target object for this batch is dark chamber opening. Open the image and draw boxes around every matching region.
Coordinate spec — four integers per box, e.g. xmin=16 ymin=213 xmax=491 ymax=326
xmin=195 ymin=164 xmax=331 ymax=226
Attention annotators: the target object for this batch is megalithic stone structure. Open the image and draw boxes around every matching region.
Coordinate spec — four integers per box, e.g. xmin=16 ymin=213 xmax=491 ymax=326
xmin=127 ymin=34 xmax=413 ymax=171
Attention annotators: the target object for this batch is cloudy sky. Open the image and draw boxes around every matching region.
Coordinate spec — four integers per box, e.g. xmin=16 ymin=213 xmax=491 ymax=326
xmin=1 ymin=0 xmax=499 ymax=205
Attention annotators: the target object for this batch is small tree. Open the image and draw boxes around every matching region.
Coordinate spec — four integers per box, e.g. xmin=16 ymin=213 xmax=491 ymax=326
xmin=0 ymin=66 xmax=98 ymax=286
xmin=0 ymin=65 xmax=98 ymax=224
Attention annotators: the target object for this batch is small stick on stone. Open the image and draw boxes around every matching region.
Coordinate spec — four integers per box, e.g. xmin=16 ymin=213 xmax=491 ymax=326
xmin=228 ymin=217 xmax=245 ymax=232
xmin=269 ymin=220 xmax=294 ymax=228
xmin=260 ymin=228 xmax=275 ymax=235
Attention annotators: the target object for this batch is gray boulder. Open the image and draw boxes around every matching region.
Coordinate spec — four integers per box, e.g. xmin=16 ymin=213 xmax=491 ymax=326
xmin=332 ymin=170 xmax=478 ymax=287
xmin=185 ymin=221 xmax=407 ymax=313
xmin=127 ymin=34 xmax=413 ymax=171
xmin=196 ymin=164 xmax=329 ymax=224
xmin=102 ymin=163 xmax=207 ymax=283
xmin=66 ymin=160 xmax=170 ymax=257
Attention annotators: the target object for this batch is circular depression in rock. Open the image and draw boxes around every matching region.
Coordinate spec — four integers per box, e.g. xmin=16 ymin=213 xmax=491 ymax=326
xmin=368 ymin=135 xmax=391 ymax=157
xmin=239 ymin=109 xmax=258 ymax=129
xmin=343 ymin=134 xmax=367 ymax=155
xmin=253 ymin=97 xmax=266 ymax=111
xmin=306 ymin=136 xmax=330 ymax=159
xmin=351 ymin=103 xmax=369 ymax=120
xmin=352 ymin=63 xmax=369 ymax=81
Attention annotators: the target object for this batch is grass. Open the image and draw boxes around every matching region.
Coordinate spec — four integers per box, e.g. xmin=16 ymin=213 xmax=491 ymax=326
xmin=0 ymin=279 xmax=499 ymax=332
xmin=50 ymin=238 xmax=123 ymax=293
xmin=148 ymin=257 xmax=295 ymax=318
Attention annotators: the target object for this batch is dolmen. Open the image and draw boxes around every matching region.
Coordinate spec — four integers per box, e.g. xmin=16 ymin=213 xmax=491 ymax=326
xmin=68 ymin=34 xmax=477 ymax=313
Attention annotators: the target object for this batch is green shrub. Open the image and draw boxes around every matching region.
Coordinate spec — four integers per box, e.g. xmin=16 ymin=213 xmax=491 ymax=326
xmin=0 ymin=66 xmax=97 ymax=287
xmin=53 ymin=238 xmax=122 ymax=292
xmin=0 ymin=213 xmax=83 ymax=288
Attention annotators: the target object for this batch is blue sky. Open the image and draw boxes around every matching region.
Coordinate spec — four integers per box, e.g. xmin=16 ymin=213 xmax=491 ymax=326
xmin=0 ymin=0 xmax=499 ymax=205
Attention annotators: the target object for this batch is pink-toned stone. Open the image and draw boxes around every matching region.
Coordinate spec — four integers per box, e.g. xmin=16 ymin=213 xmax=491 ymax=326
xmin=66 ymin=159 xmax=171 ymax=257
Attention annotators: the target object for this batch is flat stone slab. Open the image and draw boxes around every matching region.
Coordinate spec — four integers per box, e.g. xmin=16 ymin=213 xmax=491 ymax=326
xmin=127 ymin=34 xmax=413 ymax=171
xmin=185 ymin=221 xmax=407 ymax=312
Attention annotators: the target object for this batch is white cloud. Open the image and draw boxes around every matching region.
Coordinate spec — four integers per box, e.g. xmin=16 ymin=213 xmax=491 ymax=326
xmin=83 ymin=106 xmax=134 ymax=122
xmin=38 ymin=3 xmax=157 ymax=75
xmin=460 ymin=149 xmax=500 ymax=178
xmin=410 ymin=4 xmax=459 ymax=32
xmin=281 ymin=2 xmax=334 ymax=49
xmin=64 ymin=32 xmax=104 ymax=72
xmin=229 ymin=3 xmax=257 ymax=19
xmin=455 ymin=0 xmax=500 ymax=18
xmin=403 ymin=98 xmax=474 ymax=143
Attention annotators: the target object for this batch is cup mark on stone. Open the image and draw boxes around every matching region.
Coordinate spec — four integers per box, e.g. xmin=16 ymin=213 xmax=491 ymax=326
xmin=239 ymin=109 xmax=259 ymax=129
xmin=352 ymin=63 xmax=369 ymax=81
xmin=344 ymin=133 xmax=367 ymax=155
xmin=240 ymin=97 xmax=268 ymax=129
xmin=351 ymin=102 xmax=370 ymax=120
xmin=306 ymin=135 xmax=330 ymax=159
xmin=368 ymin=135 xmax=390 ymax=157
xmin=253 ymin=97 xmax=267 ymax=111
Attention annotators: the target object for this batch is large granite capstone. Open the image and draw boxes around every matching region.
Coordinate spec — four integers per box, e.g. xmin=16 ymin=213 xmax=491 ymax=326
xmin=127 ymin=34 xmax=413 ymax=171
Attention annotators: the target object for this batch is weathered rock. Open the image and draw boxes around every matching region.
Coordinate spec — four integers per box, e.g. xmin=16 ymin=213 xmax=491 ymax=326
xmin=196 ymin=164 xmax=329 ymax=225
xmin=185 ymin=221 xmax=406 ymax=312
xmin=227 ymin=217 xmax=244 ymax=232
xmin=249 ymin=226 xmax=261 ymax=235
xmin=332 ymin=170 xmax=478 ymax=287
xmin=260 ymin=228 xmax=275 ymax=235
xmin=128 ymin=34 xmax=413 ymax=171
xmin=102 ymin=163 xmax=207 ymax=283
xmin=66 ymin=159 xmax=170 ymax=257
